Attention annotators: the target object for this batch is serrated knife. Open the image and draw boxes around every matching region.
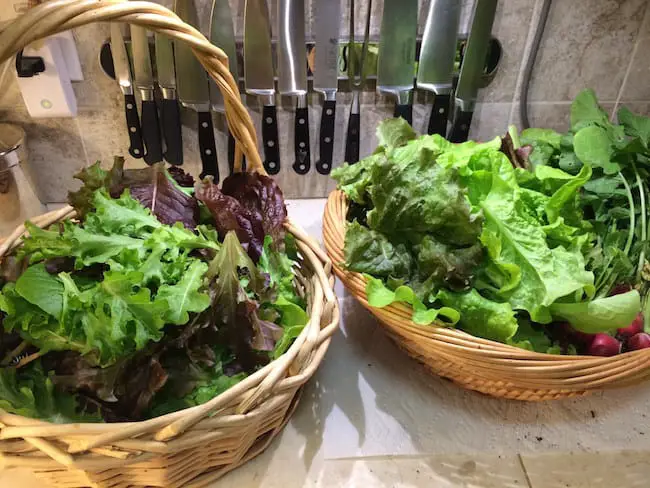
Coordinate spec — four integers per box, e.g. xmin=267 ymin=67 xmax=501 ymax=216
xmin=417 ymin=0 xmax=461 ymax=136
xmin=131 ymin=25 xmax=163 ymax=164
xmin=110 ymin=23 xmax=144 ymax=159
xmin=448 ymin=0 xmax=498 ymax=143
xmin=313 ymin=0 xmax=340 ymax=175
xmin=174 ymin=0 xmax=219 ymax=180
xmin=209 ymin=0 xmax=243 ymax=174
xmin=377 ymin=0 xmax=417 ymax=125
xmin=278 ymin=0 xmax=310 ymax=175
xmin=155 ymin=32 xmax=183 ymax=165
xmin=244 ymin=0 xmax=280 ymax=175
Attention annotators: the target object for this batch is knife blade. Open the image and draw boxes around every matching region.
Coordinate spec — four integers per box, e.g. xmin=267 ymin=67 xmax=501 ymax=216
xmin=131 ymin=25 xmax=163 ymax=164
xmin=417 ymin=0 xmax=461 ymax=136
xmin=278 ymin=0 xmax=310 ymax=175
xmin=244 ymin=0 xmax=280 ymax=175
xmin=110 ymin=23 xmax=144 ymax=159
xmin=376 ymin=0 xmax=417 ymax=125
xmin=155 ymin=32 xmax=183 ymax=165
xmin=209 ymin=0 xmax=243 ymax=174
xmin=448 ymin=0 xmax=498 ymax=143
xmin=174 ymin=0 xmax=219 ymax=181
xmin=313 ymin=0 xmax=340 ymax=175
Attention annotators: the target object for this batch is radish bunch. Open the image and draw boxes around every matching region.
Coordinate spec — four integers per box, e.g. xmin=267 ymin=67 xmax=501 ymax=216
xmin=562 ymin=313 xmax=650 ymax=357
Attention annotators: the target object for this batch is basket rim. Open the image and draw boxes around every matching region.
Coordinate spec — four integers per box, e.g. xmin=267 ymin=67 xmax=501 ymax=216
xmin=324 ymin=189 xmax=650 ymax=363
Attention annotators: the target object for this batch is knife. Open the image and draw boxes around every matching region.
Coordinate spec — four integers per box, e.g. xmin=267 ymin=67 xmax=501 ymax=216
xmin=110 ymin=23 xmax=144 ymax=159
xmin=313 ymin=0 xmax=340 ymax=175
xmin=244 ymin=0 xmax=280 ymax=175
xmin=174 ymin=0 xmax=219 ymax=180
xmin=209 ymin=0 xmax=243 ymax=174
xmin=376 ymin=0 xmax=417 ymax=125
xmin=155 ymin=32 xmax=183 ymax=165
xmin=131 ymin=25 xmax=163 ymax=164
xmin=448 ymin=0 xmax=498 ymax=143
xmin=416 ymin=0 xmax=461 ymax=136
xmin=278 ymin=0 xmax=310 ymax=175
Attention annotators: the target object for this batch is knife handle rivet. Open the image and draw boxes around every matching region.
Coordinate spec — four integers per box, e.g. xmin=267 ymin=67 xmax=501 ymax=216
xmin=130 ymin=126 xmax=137 ymax=133
xmin=266 ymin=117 xmax=273 ymax=124
xmin=269 ymin=161 xmax=276 ymax=169
xmin=326 ymin=109 xmax=333 ymax=115
xmin=299 ymin=164 xmax=306 ymax=170
xmin=127 ymin=103 xmax=134 ymax=109
xmin=134 ymin=148 xmax=141 ymax=155
xmin=205 ymin=149 xmax=212 ymax=155
xmin=322 ymin=163 xmax=329 ymax=170
xmin=439 ymin=108 xmax=445 ymax=114
xmin=298 ymin=118 xmax=305 ymax=125
xmin=202 ymin=122 xmax=209 ymax=128
xmin=299 ymin=142 xmax=306 ymax=148
xmin=324 ymin=137 xmax=331 ymax=143
xmin=267 ymin=140 xmax=275 ymax=147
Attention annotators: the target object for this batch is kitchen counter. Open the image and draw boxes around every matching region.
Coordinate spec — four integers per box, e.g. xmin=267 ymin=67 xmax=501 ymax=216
xmin=4 ymin=198 xmax=650 ymax=487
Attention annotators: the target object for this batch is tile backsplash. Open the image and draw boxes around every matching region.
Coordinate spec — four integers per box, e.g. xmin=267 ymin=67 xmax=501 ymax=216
xmin=0 ymin=0 xmax=649 ymax=222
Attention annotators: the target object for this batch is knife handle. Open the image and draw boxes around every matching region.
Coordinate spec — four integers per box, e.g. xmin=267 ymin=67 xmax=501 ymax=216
xmin=142 ymin=100 xmax=163 ymax=165
xmin=261 ymin=105 xmax=280 ymax=175
xmin=124 ymin=94 xmax=144 ymax=159
xmin=448 ymin=109 xmax=474 ymax=143
xmin=293 ymin=107 xmax=311 ymax=175
xmin=345 ymin=110 xmax=361 ymax=164
xmin=161 ymin=98 xmax=183 ymax=165
xmin=394 ymin=104 xmax=413 ymax=126
xmin=198 ymin=111 xmax=219 ymax=181
xmin=316 ymin=100 xmax=336 ymax=175
xmin=228 ymin=132 xmax=246 ymax=174
xmin=427 ymin=94 xmax=452 ymax=137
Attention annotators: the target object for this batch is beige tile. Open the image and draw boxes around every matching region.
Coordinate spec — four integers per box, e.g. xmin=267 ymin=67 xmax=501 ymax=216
xmin=619 ymin=3 xmax=650 ymax=102
xmin=520 ymin=450 xmax=650 ymax=488
xmin=0 ymin=106 xmax=86 ymax=203
xmin=318 ymin=454 xmax=529 ymax=488
xmin=527 ymin=0 xmax=648 ymax=102
xmin=468 ymin=103 xmax=512 ymax=142
xmin=0 ymin=164 xmax=46 ymax=236
xmin=616 ymin=101 xmax=650 ymax=118
xmin=510 ymin=102 xmax=616 ymax=132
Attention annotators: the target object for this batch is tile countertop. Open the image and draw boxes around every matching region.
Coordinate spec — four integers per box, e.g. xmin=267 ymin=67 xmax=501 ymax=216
xmin=4 ymin=199 xmax=650 ymax=488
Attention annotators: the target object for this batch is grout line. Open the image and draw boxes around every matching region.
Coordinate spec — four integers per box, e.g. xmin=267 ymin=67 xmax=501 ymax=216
xmin=73 ymin=116 xmax=92 ymax=167
xmin=517 ymin=453 xmax=535 ymax=488
xmin=612 ymin=2 xmax=650 ymax=119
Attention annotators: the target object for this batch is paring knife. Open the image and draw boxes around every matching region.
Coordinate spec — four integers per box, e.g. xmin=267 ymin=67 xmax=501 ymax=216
xmin=278 ymin=0 xmax=310 ymax=175
xmin=155 ymin=32 xmax=183 ymax=165
xmin=417 ymin=0 xmax=461 ymax=136
xmin=313 ymin=0 xmax=341 ymax=175
xmin=377 ymin=0 xmax=418 ymax=125
xmin=209 ymin=0 xmax=243 ymax=174
xmin=131 ymin=25 xmax=163 ymax=164
xmin=110 ymin=23 xmax=144 ymax=159
xmin=244 ymin=0 xmax=280 ymax=175
xmin=448 ymin=0 xmax=498 ymax=143
xmin=174 ymin=0 xmax=219 ymax=180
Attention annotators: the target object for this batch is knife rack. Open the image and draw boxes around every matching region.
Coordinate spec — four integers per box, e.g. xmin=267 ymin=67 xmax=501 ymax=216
xmin=99 ymin=36 xmax=502 ymax=92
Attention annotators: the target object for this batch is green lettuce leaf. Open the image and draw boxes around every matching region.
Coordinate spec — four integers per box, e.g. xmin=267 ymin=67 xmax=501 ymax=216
xmin=344 ymin=221 xmax=412 ymax=278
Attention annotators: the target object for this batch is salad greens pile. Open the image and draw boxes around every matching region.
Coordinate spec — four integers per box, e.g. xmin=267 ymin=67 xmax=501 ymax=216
xmin=0 ymin=160 xmax=307 ymax=422
xmin=333 ymin=90 xmax=649 ymax=354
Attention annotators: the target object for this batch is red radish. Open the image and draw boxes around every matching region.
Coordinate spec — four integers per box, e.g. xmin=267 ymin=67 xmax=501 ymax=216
xmin=617 ymin=313 xmax=644 ymax=338
xmin=610 ymin=284 xmax=632 ymax=296
xmin=587 ymin=334 xmax=621 ymax=357
xmin=627 ymin=333 xmax=650 ymax=351
xmin=558 ymin=322 xmax=595 ymax=346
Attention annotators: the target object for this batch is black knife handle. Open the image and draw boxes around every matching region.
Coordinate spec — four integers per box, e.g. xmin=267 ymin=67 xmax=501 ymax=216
xmin=427 ymin=94 xmax=452 ymax=137
xmin=394 ymin=104 xmax=413 ymax=126
xmin=345 ymin=111 xmax=361 ymax=164
xmin=141 ymin=100 xmax=163 ymax=164
xmin=161 ymin=98 xmax=183 ymax=165
xmin=316 ymin=100 xmax=336 ymax=175
xmin=124 ymin=94 xmax=144 ymax=159
xmin=228 ymin=132 xmax=247 ymax=174
xmin=261 ymin=105 xmax=280 ymax=175
xmin=293 ymin=107 xmax=311 ymax=175
xmin=448 ymin=109 xmax=474 ymax=143
xmin=198 ymin=111 xmax=219 ymax=181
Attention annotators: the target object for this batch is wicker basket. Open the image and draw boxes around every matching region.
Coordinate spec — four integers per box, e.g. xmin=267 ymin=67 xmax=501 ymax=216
xmin=0 ymin=2 xmax=339 ymax=487
xmin=323 ymin=190 xmax=650 ymax=401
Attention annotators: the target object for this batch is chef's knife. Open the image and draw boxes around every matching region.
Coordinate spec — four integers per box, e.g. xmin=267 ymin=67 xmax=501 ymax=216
xmin=174 ymin=0 xmax=219 ymax=180
xmin=448 ymin=0 xmax=498 ymax=143
xmin=244 ymin=0 xmax=280 ymax=175
xmin=155 ymin=32 xmax=183 ymax=165
xmin=417 ymin=0 xmax=461 ymax=136
xmin=110 ymin=23 xmax=144 ymax=159
xmin=376 ymin=0 xmax=417 ymax=125
xmin=313 ymin=0 xmax=340 ymax=175
xmin=278 ymin=0 xmax=310 ymax=175
xmin=131 ymin=25 xmax=163 ymax=164
xmin=209 ymin=0 xmax=243 ymax=174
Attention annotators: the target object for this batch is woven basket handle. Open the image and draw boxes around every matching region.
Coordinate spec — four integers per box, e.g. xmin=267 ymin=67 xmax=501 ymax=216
xmin=0 ymin=0 xmax=265 ymax=175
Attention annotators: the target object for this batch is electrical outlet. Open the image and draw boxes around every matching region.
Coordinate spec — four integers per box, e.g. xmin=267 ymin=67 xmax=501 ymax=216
xmin=0 ymin=0 xmax=30 ymax=22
